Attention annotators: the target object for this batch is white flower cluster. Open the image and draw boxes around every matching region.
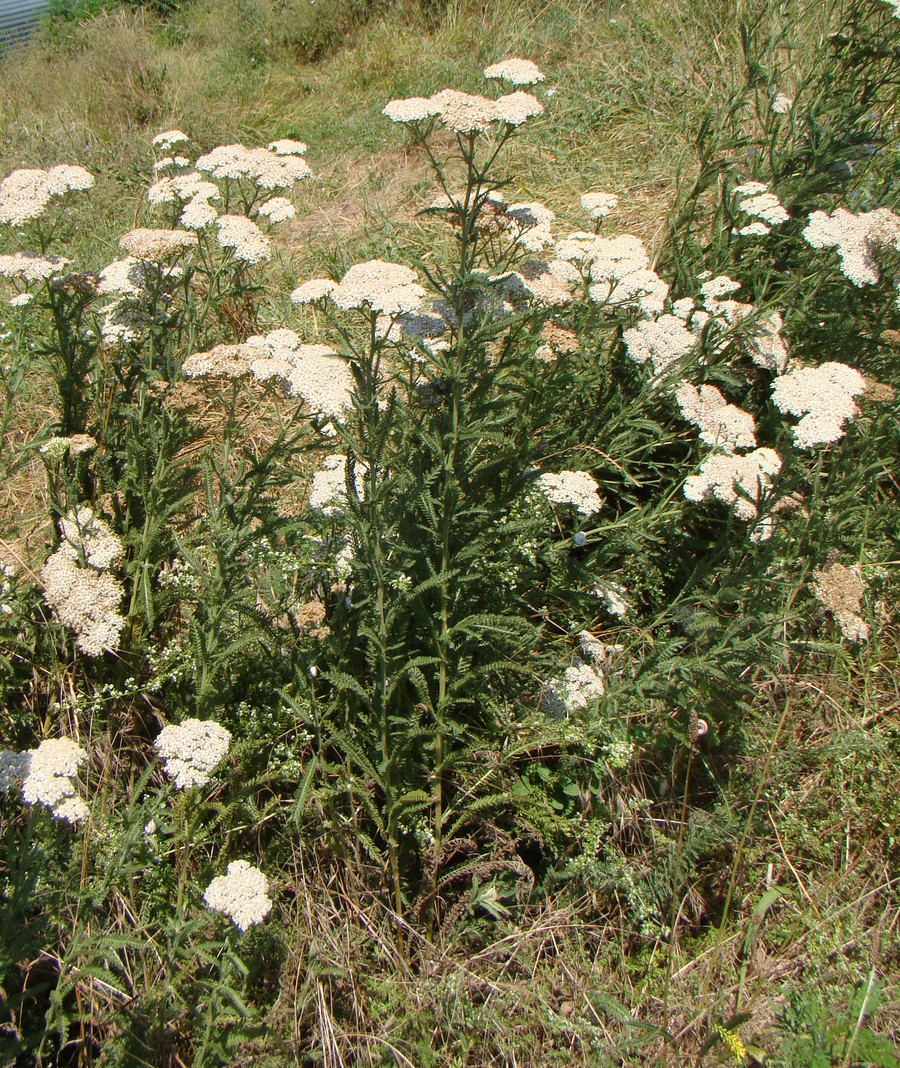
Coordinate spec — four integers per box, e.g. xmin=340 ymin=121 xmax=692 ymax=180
xmin=39 ymin=434 xmax=97 ymax=459
xmin=183 ymin=329 xmax=352 ymax=420
xmin=257 ymin=196 xmax=296 ymax=223
xmin=557 ymin=232 xmax=669 ymax=316
xmin=771 ymin=361 xmax=866 ymax=448
xmin=746 ymin=310 xmax=790 ymax=373
xmin=154 ymin=717 xmax=231 ymax=789
xmin=308 ymin=453 xmax=366 ymax=514
xmin=733 ymin=181 xmax=789 ymax=234
xmin=216 ymin=215 xmax=271 ymax=264
xmin=483 ymin=58 xmax=545 ymax=85
xmin=203 ymin=860 xmax=273 ymax=930
xmin=502 ymin=258 xmax=578 ymax=307
xmin=195 ymin=143 xmax=312 ymax=190
xmin=0 ymin=251 xmax=71 ymax=282
xmin=812 ymin=562 xmax=869 ymax=643
xmin=771 ymin=93 xmax=793 ymax=114
xmin=382 ymin=88 xmax=543 ymax=132
xmin=268 ymin=138 xmax=307 ymax=156
xmin=541 ymin=633 xmax=622 ymax=716
xmin=683 ymin=448 xmax=782 ymax=520
xmin=580 ymin=191 xmax=619 ymax=219
xmin=293 ymin=260 xmax=426 ymax=316
xmin=502 ymin=200 xmax=555 ymax=251
xmin=623 ymin=314 xmax=695 ymax=375
xmin=675 ymin=382 xmax=756 ymax=452
xmin=802 ymin=207 xmax=900 ymax=286
xmin=120 ymin=228 xmax=198 ymax=261
xmin=41 ymin=509 xmax=126 ymax=656
xmin=148 ymin=171 xmax=221 ymax=230
xmin=594 ymin=582 xmax=630 ymax=618
xmin=0 ymin=165 xmax=94 ymax=226
xmin=153 ymin=129 xmax=189 ymax=150
xmin=0 ymin=738 xmax=89 ymax=823
xmin=537 ymin=470 xmax=602 ymax=515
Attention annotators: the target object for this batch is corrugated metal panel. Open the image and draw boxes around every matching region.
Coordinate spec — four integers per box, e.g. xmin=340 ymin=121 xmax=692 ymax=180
xmin=0 ymin=0 xmax=50 ymax=48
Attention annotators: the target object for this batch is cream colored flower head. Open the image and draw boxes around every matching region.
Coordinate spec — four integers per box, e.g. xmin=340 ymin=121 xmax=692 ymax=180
xmin=204 ymin=860 xmax=273 ymax=930
xmin=257 ymin=196 xmax=296 ymax=223
xmin=154 ymin=718 xmax=231 ymax=789
xmin=216 ymin=215 xmax=271 ymax=263
xmin=813 ymin=562 xmax=869 ymax=642
xmin=771 ymin=361 xmax=866 ymax=448
xmin=676 ymin=382 xmax=756 ymax=453
xmin=153 ymin=129 xmax=189 ymax=150
xmin=483 ymin=59 xmax=545 ymax=86
xmin=119 ymin=228 xmax=198 ymax=261
xmin=537 ymin=470 xmax=602 ymax=515
xmin=0 ymin=251 xmax=71 ymax=282
xmin=803 ymin=207 xmax=900 ymax=287
xmin=2 ymin=739 xmax=89 ymax=823
xmin=268 ymin=138 xmax=307 ymax=156
xmin=580 ymin=192 xmax=619 ymax=219
xmin=623 ymin=315 xmax=695 ymax=376
xmin=683 ymin=448 xmax=782 ymax=520
xmin=382 ymin=97 xmax=442 ymax=123
xmin=331 ymin=260 xmax=426 ymax=315
xmin=0 ymin=166 xmax=94 ymax=226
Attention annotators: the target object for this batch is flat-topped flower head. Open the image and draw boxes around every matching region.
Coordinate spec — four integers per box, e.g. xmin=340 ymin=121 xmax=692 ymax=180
xmin=813 ymin=563 xmax=869 ymax=642
xmin=483 ymin=58 xmax=545 ymax=85
xmin=0 ymin=165 xmax=94 ymax=226
xmin=196 ymin=144 xmax=312 ymax=189
xmin=556 ymin=232 xmax=649 ymax=278
xmin=684 ymin=448 xmax=782 ymax=520
xmin=507 ymin=258 xmax=578 ymax=306
xmin=148 ymin=171 xmax=220 ymax=206
xmin=430 ymin=89 xmax=502 ymax=133
xmin=203 ymin=860 xmax=273 ymax=930
xmin=496 ymin=91 xmax=544 ymax=126
xmin=216 ymin=215 xmax=271 ymax=263
xmin=382 ymin=97 xmax=442 ymax=123
xmin=155 ymin=718 xmax=231 ymax=789
xmin=623 ymin=315 xmax=695 ymax=376
xmin=771 ymin=361 xmax=866 ymax=448
xmin=676 ymin=382 xmax=756 ymax=452
xmin=153 ymin=129 xmax=189 ymax=150
xmin=120 ymin=228 xmax=198 ymax=261
xmin=290 ymin=278 xmax=337 ymax=304
xmin=803 ymin=207 xmax=900 ymax=286
xmin=331 ymin=260 xmax=426 ymax=315
xmin=580 ymin=191 xmax=619 ymax=219
xmin=733 ymin=181 xmax=768 ymax=197
xmin=700 ymin=275 xmax=741 ymax=301
xmin=737 ymin=190 xmax=789 ymax=226
xmin=537 ymin=470 xmax=602 ymax=515
xmin=268 ymin=138 xmax=307 ymax=155
xmin=40 ymin=508 xmax=126 ymax=656
xmin=39 ymin=434 xmax=97 ymax=458
xmin=771 ymin=93 xmax=793 ymax=113
xmin=0 ymin=251 xmax=71 ymax=282
xmin=502 ymin=200 xmax=555 ymax=251
xmin=257 ymin=196 xmax=296 ymax=223
xmin=17 ymin=738 xmax=89 ymax=823
xmin=184 ymin=330 xmax=352 ymax=420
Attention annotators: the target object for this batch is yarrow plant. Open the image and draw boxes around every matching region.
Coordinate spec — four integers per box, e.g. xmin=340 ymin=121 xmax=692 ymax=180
xmin=154 ymin=718 xmax=232 ymax=789
xmin=0 ymin=6 xmax=898 ymax=1060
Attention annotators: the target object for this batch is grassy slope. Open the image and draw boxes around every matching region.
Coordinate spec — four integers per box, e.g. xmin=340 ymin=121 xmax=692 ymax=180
xmin=1 ymin=2 xmax=897 ymax=1064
